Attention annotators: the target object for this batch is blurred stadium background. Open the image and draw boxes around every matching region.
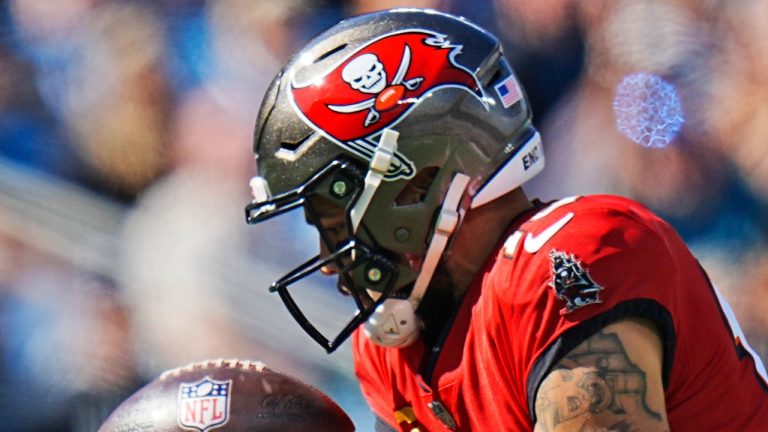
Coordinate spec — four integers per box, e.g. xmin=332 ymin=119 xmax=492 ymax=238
xmin=0 ymin=0 xmax=766 ymax=430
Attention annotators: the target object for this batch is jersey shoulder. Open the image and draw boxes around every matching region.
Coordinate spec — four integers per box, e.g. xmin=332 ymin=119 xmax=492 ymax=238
xmin=512 ymin=194 xmax=682 ymax=262
xmin=523 ymin=194 xmax=668 ymax=236
xmin=491 ymin=194 xmax=692 ymax=317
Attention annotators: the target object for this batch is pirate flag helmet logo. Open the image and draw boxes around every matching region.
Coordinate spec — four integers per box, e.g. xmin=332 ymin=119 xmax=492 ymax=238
xmin=290 ymin=30 xmax=487 ymax=180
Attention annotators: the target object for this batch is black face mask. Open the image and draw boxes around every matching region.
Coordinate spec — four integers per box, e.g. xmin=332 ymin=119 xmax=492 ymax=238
xmin=245 ymin=158 xmax=398 ymax=353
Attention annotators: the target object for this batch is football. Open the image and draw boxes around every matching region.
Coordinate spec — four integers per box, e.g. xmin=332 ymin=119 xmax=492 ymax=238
xmin=98 ymin=359 xmax=355 ymax=432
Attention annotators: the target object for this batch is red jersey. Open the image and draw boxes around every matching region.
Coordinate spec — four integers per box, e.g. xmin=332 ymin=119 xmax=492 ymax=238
xmin=353 ymin=195 xmax=768 ymax=431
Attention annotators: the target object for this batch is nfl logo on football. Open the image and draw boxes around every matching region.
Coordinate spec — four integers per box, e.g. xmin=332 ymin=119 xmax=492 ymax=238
xmin=177 ymin=376 xmax=232 ymax=432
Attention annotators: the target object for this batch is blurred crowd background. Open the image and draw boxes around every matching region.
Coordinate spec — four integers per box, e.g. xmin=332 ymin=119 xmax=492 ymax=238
xmin=0 ymin=0 xmax=766 ymax=430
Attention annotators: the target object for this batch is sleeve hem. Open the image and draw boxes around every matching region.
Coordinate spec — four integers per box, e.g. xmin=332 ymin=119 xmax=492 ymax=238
xmin=525 ymin=298 xmax=676 ymax=424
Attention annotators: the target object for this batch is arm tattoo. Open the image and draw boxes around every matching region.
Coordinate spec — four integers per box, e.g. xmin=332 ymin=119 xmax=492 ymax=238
xmin=535 ymin=329 xmax=666 ymax=432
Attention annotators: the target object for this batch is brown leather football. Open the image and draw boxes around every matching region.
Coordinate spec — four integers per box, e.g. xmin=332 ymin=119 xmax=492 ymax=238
xmin=98 ymin=359 xmax=355 ymax=432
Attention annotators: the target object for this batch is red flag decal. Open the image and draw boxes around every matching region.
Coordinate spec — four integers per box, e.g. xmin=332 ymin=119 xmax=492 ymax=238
xmin=287 ymin=30 xmax=486 ymax=180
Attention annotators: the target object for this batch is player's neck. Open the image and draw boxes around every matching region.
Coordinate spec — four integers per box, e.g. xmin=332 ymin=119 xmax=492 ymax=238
xmin=443 ymin=187 xmax=533 ymax=294
xmin=418 ymin=188 xmax=533 ymax=348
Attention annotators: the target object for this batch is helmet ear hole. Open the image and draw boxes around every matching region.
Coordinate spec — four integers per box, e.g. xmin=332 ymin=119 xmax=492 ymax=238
xmin=394 ymin=166 xmax=440 ymax=207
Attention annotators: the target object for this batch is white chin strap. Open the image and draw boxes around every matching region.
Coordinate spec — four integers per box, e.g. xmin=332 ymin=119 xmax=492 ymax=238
xmin=351 ymin=129 xmax=399 ymax=232
xmin=365 ymin=172 xmax=470 ymax=348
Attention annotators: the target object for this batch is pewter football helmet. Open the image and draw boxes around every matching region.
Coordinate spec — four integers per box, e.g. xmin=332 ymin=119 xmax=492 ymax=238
xmin=246 ymin=8 xmax=543 ymax=352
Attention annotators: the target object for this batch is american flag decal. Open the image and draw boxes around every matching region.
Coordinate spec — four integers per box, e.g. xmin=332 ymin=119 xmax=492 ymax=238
xmin=494 ymin=75 xmax=522 ymax=108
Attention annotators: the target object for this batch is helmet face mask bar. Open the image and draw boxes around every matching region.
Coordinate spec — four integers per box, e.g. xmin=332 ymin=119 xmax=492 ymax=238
xmin=274 ymin=241 xmax=398 ymax=353
xmin=246 ymin=158 xmax=400 ymax=352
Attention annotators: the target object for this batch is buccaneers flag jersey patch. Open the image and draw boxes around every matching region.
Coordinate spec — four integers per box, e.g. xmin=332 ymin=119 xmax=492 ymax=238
xmin=289 ymin=30 xmax=487 ymax=180
xmin=549 ymin=249 xmax=604 ymax=314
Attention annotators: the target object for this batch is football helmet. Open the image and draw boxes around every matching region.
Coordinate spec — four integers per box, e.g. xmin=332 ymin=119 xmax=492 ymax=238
xmin=245 ymin=8 xmax=544 ymax=352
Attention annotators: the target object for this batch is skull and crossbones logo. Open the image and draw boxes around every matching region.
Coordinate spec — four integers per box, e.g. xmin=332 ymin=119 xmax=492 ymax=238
xmin=342 ymin=54 xmax=387 ymax=94
xmin=329 ymin=45 xmax=424 ymax=127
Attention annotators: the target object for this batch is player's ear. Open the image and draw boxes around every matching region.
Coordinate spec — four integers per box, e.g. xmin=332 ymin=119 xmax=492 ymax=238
xmin=533 ymin=319 xmax=669 ymax=431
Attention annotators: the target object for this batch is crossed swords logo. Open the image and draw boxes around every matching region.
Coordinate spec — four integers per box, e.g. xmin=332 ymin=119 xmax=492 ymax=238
xmin=328 ymin=44 xmax=424 ymax=127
